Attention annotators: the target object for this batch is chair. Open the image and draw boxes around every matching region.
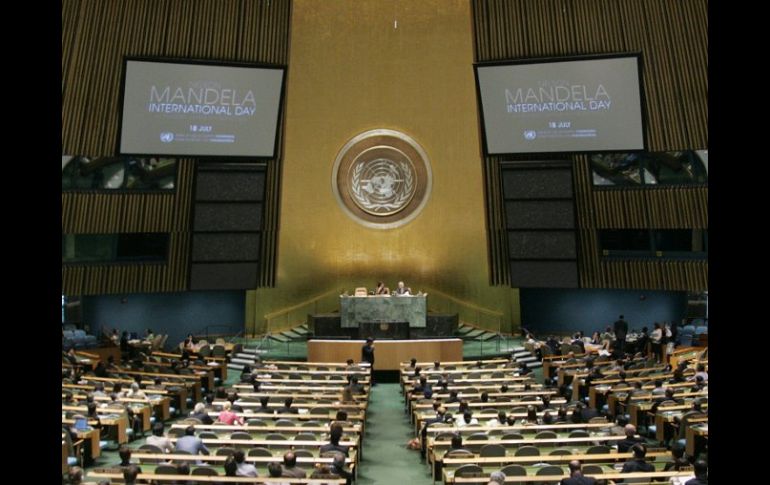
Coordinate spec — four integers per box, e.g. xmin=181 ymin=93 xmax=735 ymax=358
xmin=537 ymin=465 xmax=566 ymax=484
xmin=137 ymin=443 xmax=163 ymax=463
xmin=515 ymin=446 xmax=540 ymax=456
xmin=501 ymin=432 xmax=524 ymax=440
xmin=192 ymin=467 xmax=219 ymax=476
xmin=248 ymin=447 xmax=273 ymax=457
xmin=444 ymin=449 xmax=473 ymax=459
xmin=264 ymin=433 xmax=287 ymax=440
xmin=230 ymin=432 xmax=252 ymax=440
xmin=454 ymin=464 xmax=484 ymax=478
xmin=247 ymin=419 xmax=268 ymax=426
xmin=198 ymin=345 xmax=212 ymax=358
xmin=212 ymin=345 xmax=226 ymax=358
xmin=568 ymin=430 xmax=590 ymax=438
xmin=199 ymin=432 xmax=219 ymax=440
xmin=549 ymin=448 xmax=572 ymax=455
xmin=582 ymin=464 xmax=605 ymax=475
xmin=301 ymin=420 xmax=322 ymax=427
xmin=466 ymin=432 xmax=488 ymax=441
xmin=216 ymin=338 xmax=226 ymax=345
xmin=535 ymin=430 xmax=557 ymax=440
xmin=183 ymin=417 xmax=203 ymax=425
xmin=435 ymin=432 xmax=456 ymax=441
xmin=155 ymin=464 xmax=178 ymax=474
xmin=215 ymin=447 xmax=236 ymax=456
xmin=275 ymin=419 xmax=296 ymax=427
xmin=167 ymin=427 xmax=185 ymax=437
xmin=293 ymin=449 xmax=314 ymax=457
xmin=294 ymin=433 xmax=317 ymax=441
xmin=354 ymin=287 xmax=367 ymax=296
xmin=589 ymin=416 xmax=608 ymax=423
xmin=500 ymin=464 xmax=528 ymax=476
xmin=479 ymin=444 xmax=506 ymax=457
xmin=586 ymin=445 xmax=611 ymax=454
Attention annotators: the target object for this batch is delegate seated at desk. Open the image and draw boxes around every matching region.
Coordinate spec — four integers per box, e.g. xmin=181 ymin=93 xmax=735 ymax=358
xmin=374 ymin=281 xmax=390 ymax=295
xmin=393 ymin=281 xmax=412 ymax=296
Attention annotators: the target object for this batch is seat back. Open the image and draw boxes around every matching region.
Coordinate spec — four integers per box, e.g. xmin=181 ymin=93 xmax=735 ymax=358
xmin=230 ymin=432 xmax=252 ymax=440
xmin=479 ymin=444 xmax=505 ymax=457
xmin=247 ymin=447 xmax=273 ymax=457
xmin=354 ymin=287 xmax=367 ymax=296
xmin=515 ymin=445 xmax=539 ymax=456
xmin=454 ymin=464 xmax=484 ymax=478
xmin=155 ymin=464 xmax=178 ymax=475
xmin=500 ymin=464 xmax=527 ymax=476
xmin=215 ymin=447 xmax=236 ymax=456
xmin=191 ymin=467 xmax=218 ymax=476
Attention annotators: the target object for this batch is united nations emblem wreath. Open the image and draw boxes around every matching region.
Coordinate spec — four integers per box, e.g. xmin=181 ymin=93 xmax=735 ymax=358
xmin=332 ymin=129 xmax=432 ymax=229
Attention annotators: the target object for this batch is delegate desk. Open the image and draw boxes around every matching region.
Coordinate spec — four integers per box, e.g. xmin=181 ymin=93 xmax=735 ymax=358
xmin=309 ymin=339 xmax=463 ymax=371
xmin=340 ymin=294 xmax=426 ymax=328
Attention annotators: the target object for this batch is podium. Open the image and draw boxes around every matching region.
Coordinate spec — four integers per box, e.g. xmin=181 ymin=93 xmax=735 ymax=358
xmin=340 ymin=294 xmax=426 ymax=329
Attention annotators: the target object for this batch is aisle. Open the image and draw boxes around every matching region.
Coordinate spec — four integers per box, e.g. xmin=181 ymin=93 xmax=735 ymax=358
xmin=357 ymin=383 xmax=433 ymax=485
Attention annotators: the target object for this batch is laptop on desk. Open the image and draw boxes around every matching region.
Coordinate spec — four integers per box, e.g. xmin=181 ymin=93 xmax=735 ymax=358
xmin=74 ymin=417 xmax=89 ymax=431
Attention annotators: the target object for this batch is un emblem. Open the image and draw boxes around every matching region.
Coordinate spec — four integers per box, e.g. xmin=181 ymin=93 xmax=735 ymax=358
xmin=332 ymin=129 xmax=432 ymax=229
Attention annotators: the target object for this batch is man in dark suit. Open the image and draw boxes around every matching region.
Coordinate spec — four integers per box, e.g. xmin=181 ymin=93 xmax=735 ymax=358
xmin=560 ymin=460 xmax=597 ymax=485
xmin=617 ymin=424 xmax=646 ymax=452
xmin=320 ymin=423 xmax=349 ymax=456
xmin=330 ymin=452 xmax=354 ymax=485
xmin=685 ymin=460 xmax=708 ymax=485
xmin=281 ymin=451 xmax=307 ymax=478
xmin=420 ymin=406 xmax=446 ymax=458
xmin=621 ymin=444 xmax=655 ymax=473
xmin=614 ymin=315 xmax=629 ymax=354
xmin=361 ymin=337 xmax=375 ymax=384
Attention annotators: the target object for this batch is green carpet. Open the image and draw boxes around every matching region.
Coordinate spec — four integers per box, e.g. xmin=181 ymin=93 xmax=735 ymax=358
xmin=356 ymin=383 xmax=432 ymax=484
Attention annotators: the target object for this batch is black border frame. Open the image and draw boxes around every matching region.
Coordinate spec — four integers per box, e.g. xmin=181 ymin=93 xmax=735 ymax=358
xmin=116 ymin=56 xmax=288 ymax=161
xmin=473 ymin=52 xmax=648 ymax=157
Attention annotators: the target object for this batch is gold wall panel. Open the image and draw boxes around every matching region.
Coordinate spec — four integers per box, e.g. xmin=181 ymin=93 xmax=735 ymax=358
xmin=247 ymin=0 xmax=519 ymax=335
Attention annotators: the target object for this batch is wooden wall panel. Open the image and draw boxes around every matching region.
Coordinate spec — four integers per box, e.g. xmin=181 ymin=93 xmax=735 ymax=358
xmin=62 ymin=0 xmax=291 ymax=294
xmin=472 ymin=0 xmax=708 ymax=291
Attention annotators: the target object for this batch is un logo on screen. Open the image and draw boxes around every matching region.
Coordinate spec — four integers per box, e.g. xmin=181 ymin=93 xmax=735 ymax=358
xmin=524 ymin=130 xmax=537 ymax=140
xmin=160 ymin=132 xmax=174 ymax=143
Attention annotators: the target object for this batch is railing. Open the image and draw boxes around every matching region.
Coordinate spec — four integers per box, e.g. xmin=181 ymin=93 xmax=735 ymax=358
xmin=263 ymin=289 xmax=341 ymax=334
xmin=419 ymin=286 xmax=504 ymax=334
xmin=193 ymin=325 xmax=243 ymax=342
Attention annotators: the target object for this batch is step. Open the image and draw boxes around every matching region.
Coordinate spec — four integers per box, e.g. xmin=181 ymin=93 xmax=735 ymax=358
xmin=240 ymin=347 xmax=268 ymax=355
xmin=233 ymin=353 xmax=257 ymax=359
xmin=269 ymin=334 xmax=291 ymax=343
xmin=456 ymin=326 xmax=475 ymax=335
xmin=474 ymin=332 xmax=498 ymax=341
xmin=281 ymin=330 xmax=303 ymax=339
xmin=511 ymin=346 xmax=526 ymax=353
xmin=512 ymin=351 xmax=532 ymax=359
xmin=293 ymin=327 xmax=310 ymax=335
xmin=464 ymin=329 xmax=486 ymax=339
xmin=516 ymin=356 xmax=538 ymax=365
xmin=525 ymin=361 xmax=543 ymax=369
xmin=227 ymin=363 xmax=245 ymax=372
xmin=231 ymin=357 xmax=256 ymax=365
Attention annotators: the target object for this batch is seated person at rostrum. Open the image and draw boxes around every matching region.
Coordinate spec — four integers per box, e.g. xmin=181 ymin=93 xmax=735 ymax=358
xmin=393 ymin=280 xmax=412 ymax=295
xmin=374 ymin=281 xmax=390 ymax=295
